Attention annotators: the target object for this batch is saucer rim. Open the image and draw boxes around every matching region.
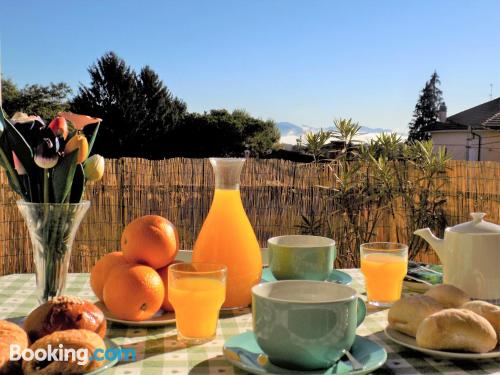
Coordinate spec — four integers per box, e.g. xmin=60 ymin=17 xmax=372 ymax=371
xmin=223 ymin=331 xmax=387 ymax=375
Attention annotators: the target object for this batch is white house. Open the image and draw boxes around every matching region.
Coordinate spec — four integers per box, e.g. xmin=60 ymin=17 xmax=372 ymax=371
xmin=427 ymin=98 xmax=500 ymax=161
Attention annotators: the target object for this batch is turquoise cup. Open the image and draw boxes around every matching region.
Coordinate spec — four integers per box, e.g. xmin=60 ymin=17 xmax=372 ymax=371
xmin=267 ymin=235 xmax=336 ymax=281
xmin=252 ymin=280 xmax=366 ymax=370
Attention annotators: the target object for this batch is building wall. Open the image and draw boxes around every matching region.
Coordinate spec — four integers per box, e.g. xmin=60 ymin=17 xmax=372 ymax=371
xmin=430 ymin=129 xmax=500 ymax=161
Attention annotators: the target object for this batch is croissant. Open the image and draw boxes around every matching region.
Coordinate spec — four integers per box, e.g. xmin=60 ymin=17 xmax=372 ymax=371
xmin=0 ymin=320 xmax=29 ymax=374
xmin=22 ymin=329 xmax=106 ymax=375
xmin=24 ymin=296 xmax=106 ymax=343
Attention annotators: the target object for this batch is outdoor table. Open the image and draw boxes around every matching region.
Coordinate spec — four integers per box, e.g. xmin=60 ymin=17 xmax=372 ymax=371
xmin=0 ymin=270 xmax=499 ymax=374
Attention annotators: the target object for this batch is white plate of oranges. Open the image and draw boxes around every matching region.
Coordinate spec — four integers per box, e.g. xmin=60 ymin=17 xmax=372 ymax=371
xmin=90 ymin=215 xmax=180 ymax=326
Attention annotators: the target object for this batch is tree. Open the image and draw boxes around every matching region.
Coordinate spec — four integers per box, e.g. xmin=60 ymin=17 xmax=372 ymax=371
xmin=71 ymin=52 xmax=187 ymax=158
xmin=304 ymin=130 xmax=332 ymax=162
xmin=72 ymin=52 xmax=280 ymax=159
xmin=1 ymin=79 xmax=71 ymax=122
xmin=408 ymin=71 xmax=443 ymax=142
xmin=166 ymin=109 xmax=279 ymax=157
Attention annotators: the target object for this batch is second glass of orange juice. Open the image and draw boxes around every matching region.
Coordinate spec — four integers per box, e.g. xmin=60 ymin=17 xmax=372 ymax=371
xmin=360 ymin=242 xmax=408 ymax=307
xmin=168 ymin=262 xmax=227 ymax=344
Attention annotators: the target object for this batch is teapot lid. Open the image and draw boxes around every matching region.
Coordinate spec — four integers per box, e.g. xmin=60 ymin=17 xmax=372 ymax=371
xmin=449 ymin=213 xmax=500 ymax=234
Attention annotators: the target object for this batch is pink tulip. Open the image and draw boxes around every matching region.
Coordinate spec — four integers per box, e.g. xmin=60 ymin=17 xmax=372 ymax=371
xmin=58 ymin=112 xmax=102 ymax=130
xmin=48 ymin=116 xmax=69 ymax=140
xmin=12 ymin=152 xmax=27 ymax=175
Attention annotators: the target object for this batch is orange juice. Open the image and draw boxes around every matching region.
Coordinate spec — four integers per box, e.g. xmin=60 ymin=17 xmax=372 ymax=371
xmin=361 ymin=253 xmax=407 ymax=303
xmin=193 ymin=189 xmax=262 ymax=308
xmin=169 ymin=277 xmax=226 ymax=338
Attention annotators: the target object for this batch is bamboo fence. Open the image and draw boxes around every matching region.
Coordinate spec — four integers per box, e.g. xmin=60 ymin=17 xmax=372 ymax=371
xmin=0 ymin=158 xmax=498 ymax=274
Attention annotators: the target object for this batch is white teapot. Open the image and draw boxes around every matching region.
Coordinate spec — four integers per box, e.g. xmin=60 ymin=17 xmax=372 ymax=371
xmin=414 ymin=213 xmax=500 ymax=304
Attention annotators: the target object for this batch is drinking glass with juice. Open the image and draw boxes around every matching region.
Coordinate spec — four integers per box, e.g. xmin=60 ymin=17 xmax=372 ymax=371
xmin=168 ymin=263 xmax=227 ymax=344
xmin=360 ymin=242 xmax=408 ymax=307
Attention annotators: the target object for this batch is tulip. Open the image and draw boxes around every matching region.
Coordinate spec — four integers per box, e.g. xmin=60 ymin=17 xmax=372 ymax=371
xmin=48 ymin=116 xmax=69 ymax=140
xmin=58 ymin=112 xmax=102 ymax=130
xmin=10 ymin=112 xmax=44 ymax=125
xmin=84 ymin=154 xmax=105 ymax=181
xmin=34 ymin=138 xmax=59 ymax=169
xmin=64 ymin=133 xmax=89 ymax=164
xmin=12 ymin=152 xmax=27 ymax=175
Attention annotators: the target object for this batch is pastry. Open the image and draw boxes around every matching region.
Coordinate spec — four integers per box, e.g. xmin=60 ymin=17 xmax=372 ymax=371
xmin=416 ymin=308 xmax=497 ymax=353
xmin=22 ymin=329 xmax=106 ymax=374
xmin=24 ymin=296 xmax=106 ymax=342
xmin=424 ymin=284 xmax=470 ymax=308
xmin=0 ymin=320 xmax=29 ymax=374
xmin=462 ymin=300 xmax=500 ymax=342
xmin=388 ymin=295 xmax=443 ymax=337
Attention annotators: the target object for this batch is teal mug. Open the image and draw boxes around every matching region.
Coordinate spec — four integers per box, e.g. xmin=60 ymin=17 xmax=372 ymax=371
xmin=267 ymin=235 xmax=336 ymax=281
xmin=252 ymin=280 xmax=366 ymax=370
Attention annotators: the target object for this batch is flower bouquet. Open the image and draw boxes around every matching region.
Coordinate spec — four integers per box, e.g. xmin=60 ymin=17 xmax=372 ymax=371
xmin=0 ymin=108 xmax=104 ymax=303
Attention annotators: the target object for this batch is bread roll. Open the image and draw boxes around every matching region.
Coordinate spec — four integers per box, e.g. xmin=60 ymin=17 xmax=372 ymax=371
xmin=24 ymin=296 xmax=106 ymax=343
xmin=416 ymin=309 xmax=497 ymax=353
xmin=0 ymin=320 xmax=29 ymax=374
xmin=462 ymin=300 xmax=500 ymax=342
xmin=388 ymin=295 xmax=443 ymax=337
xmin=22 ymin=329 xmax=106 ymax=374
xmin=424 ymin=284 xmax=470 ymax=308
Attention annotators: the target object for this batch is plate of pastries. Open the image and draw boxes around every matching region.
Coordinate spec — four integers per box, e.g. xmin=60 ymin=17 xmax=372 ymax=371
xmin=385 ymin=284 xmax=500 ymax=359
xmin=0 ymin=295 xmax=119 ymax=374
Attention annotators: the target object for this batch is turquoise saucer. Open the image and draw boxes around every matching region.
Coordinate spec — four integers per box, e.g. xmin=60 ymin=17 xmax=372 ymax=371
xmin=223 ymin=332 xmax=387 ymax=375
xmin=261 ymin=268 xmax=352 ymax=285
xmin=88 ymin=339 xmax=120 ymax=374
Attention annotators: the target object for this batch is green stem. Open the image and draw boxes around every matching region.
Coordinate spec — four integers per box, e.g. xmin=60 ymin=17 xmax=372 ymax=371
xmin=43 ymin=169 xmax=49 ymax=204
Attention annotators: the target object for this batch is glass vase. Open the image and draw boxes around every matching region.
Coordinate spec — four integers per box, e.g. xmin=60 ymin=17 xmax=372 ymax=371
xmin=193 ymin=158 xmax=262 ymax=309
xmin=17 ymin=200 xmax=91 ymax=304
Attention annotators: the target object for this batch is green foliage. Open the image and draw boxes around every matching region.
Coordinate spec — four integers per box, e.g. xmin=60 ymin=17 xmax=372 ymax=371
xmin=304 ymin=129 xmax=331 ymax=161
xmin=1 ymin=79 xmax=71 ymax=122
xmin=69 ymin=164 xmax=85 ymax=203
xmin=71 ymin=52 xmax=187 ymax=158
xmin=52 ymin=150 xmax=78 ymax=203
xmin=168 ymin=109 xmax=279 ymax=157
xmin=71 ymin=52 xmax=279 ymax=158
xmin=299 ymin=119 xmax=451 ymax=263
xmin=331 ymin=118 xmax=362 ymax=149
xmin=408 ymin=72 xmax=443 ymax=142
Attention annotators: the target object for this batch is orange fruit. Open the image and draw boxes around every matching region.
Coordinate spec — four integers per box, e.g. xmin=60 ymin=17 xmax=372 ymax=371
xmin=157 ymin=261 xmax=183 ymax=312
xmin=90 ymin=251 xmax=128 ymax=301
xmin=103 ymin=264 xmax=164 ymax=321
xmin=121 ymin=215 xmax=179 ymax=269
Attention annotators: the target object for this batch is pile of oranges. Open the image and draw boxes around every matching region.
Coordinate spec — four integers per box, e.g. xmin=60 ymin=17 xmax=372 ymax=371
xmin=90 ymin=215 xmax=180 ymax=321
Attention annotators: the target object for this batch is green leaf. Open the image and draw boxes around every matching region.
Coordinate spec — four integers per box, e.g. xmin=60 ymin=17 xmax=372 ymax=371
xmin=69 ymin=164 xmax=85 ymax=203
xmin=0 ymin=132 xmax=29 ymax=199
xmin=86 ymin=122 xmax=100 ymax=156
xmin=52 ymin=150 xmax=78 ymax=203
xmin=4 ymin=119 xmax=37 ymax=175
xmin=0 ymin=107 xmax=7 ymax=134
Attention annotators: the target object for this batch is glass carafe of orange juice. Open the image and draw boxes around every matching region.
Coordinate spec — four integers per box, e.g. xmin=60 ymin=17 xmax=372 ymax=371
xmin=192 ymin=158 xmax=262 ymax=309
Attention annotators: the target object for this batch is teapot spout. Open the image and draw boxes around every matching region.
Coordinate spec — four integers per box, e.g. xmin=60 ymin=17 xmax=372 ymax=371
xmin=414 ymin=228 xmax=445 ymax=261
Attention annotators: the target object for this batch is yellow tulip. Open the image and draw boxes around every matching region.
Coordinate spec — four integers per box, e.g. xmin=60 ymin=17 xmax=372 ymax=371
xmin=84 ymin=154 xmax=105 ymax=181
xmin=64 ymin=134 xmax=89 ymax=164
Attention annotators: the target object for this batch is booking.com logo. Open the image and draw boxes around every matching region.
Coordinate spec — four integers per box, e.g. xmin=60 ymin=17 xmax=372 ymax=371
xmin=10 ymin=344 xmax=136 ymax=365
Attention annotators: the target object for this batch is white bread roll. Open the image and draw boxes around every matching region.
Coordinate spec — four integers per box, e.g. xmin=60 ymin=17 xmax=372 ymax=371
xmin=462 ymin=300 xmax=500 ymax=343
xmin=424 ymin=284 xmax=470 ymax=308
xmin=388 ymin=295 xmax=443 ymax=337
xmin=416 ymin=309 xmax=497 ymax=353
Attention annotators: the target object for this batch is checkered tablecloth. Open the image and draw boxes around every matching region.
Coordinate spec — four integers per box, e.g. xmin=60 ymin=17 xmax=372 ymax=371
xmin=0 ymin=271 xmax=499 ymax=374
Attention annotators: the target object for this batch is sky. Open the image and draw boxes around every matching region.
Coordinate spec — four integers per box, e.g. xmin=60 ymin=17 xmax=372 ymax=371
xmin=1 ymin=0 xmax=500 ymax=133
